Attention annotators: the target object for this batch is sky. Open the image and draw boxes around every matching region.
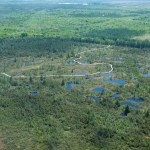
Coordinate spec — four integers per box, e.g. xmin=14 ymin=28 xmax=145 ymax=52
xmin=2 ymin=0 xmax=149 ymax=5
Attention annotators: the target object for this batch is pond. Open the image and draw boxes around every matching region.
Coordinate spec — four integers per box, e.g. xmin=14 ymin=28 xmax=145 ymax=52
xmin=104 ymin=79 xmax=126 ymax=85
xmin=100 ymin=73 xmax=114 ymax=77
xmin=80 ymin=62 xmax=89 ymax=65
xmin=87 ymin=96 xmax=100 ymax=101
xmin=120 ymin=102 xmax=139 ymax=109
xmin=111 ymin=93 xmax=120 ymax=98
xmin=126 ymin=98 xmax=144 ymax=103
xmin=84 ymin=77 xmax=93 ymax=81
xmin=66 ymin=82 xmax=81 ymax=89
xmin=67 ymin=61 xmax=76 ymax=65
xmin=92 ymin=87 xmax=106 ymax=92
xmin=30 ymin=92 xmax=38 ymax=95
xmin=143 ymin=73 xmax=150 ymax=77
xmin=120 ymin=113 xmax=126 ymax=117
xmin=72 ymin=71 xmax=88 ymax=76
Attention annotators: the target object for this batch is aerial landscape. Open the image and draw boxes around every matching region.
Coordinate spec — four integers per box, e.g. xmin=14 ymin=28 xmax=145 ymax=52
xmin=0 ymin=0 xmax=150 ymax=149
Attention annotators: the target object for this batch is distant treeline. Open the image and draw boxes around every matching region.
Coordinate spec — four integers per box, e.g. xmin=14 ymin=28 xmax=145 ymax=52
xmin=71 ymin=28 xmax=150 ymax=48
xmin=0 ymin=37 xmax=79 ymax=57
xmin=72 ymin=37 xmax=150 ymax=48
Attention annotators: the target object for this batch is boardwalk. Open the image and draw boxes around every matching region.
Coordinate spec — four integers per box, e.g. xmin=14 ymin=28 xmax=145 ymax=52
xmin=1 ymin=45 xmax=113 ymax=78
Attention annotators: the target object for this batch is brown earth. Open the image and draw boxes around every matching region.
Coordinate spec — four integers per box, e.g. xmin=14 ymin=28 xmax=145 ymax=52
xmin=144 ymin=136 xmax=150 ymax=139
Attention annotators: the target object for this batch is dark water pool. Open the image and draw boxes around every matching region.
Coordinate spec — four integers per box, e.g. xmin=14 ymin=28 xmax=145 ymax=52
xmin=92 ymin=87 xmax=106 ymax=92
xmin=87 ymin=96 xmax=100 ymax=101
xmin=120 ymin=102 xmax=139 ymax=109
xmin=84 ymin=77 xmax=93 ymax=81
xmin=67 ymin=61 xmax=76 ymax=65
xmin=30 ymin=92 xmax=37 ymax=95
xmin=126 ymin=98 xmax=144 ymax=103
xmin=120 ymin=113 xmax=126 ymax=117
xmin=80 ymin=62 xmax=89 ymax=65
xmin=100 ymin=73 xmax=114 ymax=77
xmin=143 ymin=73 xmax=150 ymax=77
xmin=66 ymin=82 xmax=81 ymax=89
xmin=104 ymin=79 xmax=126 ymax=85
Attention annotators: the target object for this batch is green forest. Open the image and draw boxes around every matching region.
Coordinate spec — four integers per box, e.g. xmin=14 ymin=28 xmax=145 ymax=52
xmin=0 ymin=1 xmax=150 ymax=150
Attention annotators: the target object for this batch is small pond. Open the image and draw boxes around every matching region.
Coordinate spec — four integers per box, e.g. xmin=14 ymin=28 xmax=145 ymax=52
xmin=67 ymin=61 xmax=76 ymax=65
xmin=104 ymin=79 xmax=126 ymax=85
xmin=30 ymin=92 xmax=38 ymax=95
xmin=87 ymin=96 xmax=100 ymax=101
xmin=84 ymin=77 xmax=93 ymax=81
xmin=111 ymin=93 xmax=120 ymax=98
xmin=126 ymin=98 xmax=144 ymax=103
xmin=120 ymin=102 xmax=139 ymax=109
xmin=92 ymin=87 xmax=106 ymax=92
xmin=66 ymin=82 xmax=81 ymax=89
xmin=80 ymin=62 xmax=89 ymax=65
xmin=143 ymin=73 xmax=150 ymax=77
xmin=73 ymin=71 xmax=88 ymax=76
xmin=100 ymin=73 xmax=114 ymax=77
xmin=120 ymin=113 xmax=126 ymax=117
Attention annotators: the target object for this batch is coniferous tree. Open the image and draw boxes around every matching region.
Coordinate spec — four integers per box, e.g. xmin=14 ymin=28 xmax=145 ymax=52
xmin=124 ymin=105 xmax=130 ymax=116
xmin=145 ymin=110 xmax=149 ymax=118
xmin=115 ymin=100 xmax=120 ymax=107
xmin=61 ymin=79 xmax=65 ymax=86
xmin=29 ymin=76 xmax=33 ymax=83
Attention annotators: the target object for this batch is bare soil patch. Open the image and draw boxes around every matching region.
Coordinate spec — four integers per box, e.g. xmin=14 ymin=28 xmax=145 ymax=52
xmin=144 ymin=136 xmax=150 ymax=140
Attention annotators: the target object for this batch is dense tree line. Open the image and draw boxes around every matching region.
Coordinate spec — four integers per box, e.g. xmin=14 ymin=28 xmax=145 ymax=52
xmin=0 ymin=38 xmax=79 ymax=57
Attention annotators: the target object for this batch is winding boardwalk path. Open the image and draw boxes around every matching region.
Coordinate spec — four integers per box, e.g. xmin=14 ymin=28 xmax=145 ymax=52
xmin=1 ymin=45 xmax=113 ymax=78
